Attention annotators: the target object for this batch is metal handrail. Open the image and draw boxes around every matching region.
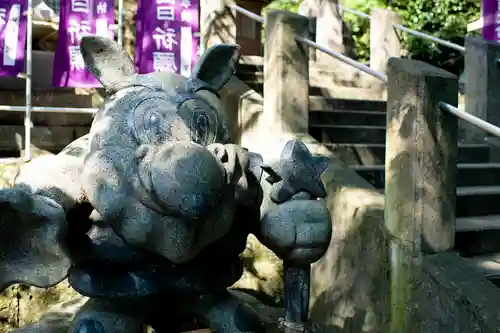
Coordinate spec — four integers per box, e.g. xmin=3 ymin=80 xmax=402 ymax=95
xmin=228 ymin=4 xmax=388 ymax=82
xmin=229 ymin=4 xmax=265 ymax=23
xmin=295 ymin=36 xmax=388 ymax=83
xmin=0 ymin=106 xmax=98 ymax=114
xmin=393 ymin=24 xmax=465 ymax=53
xmin=316 ymin=3 xmax=465 ymax=53
xmin=439 ymin=102 xmax=500 ymax=138
xmin=337 ymin=5 xmax=371 ymax=19
xmin=230 ymin=2 xmax=464 ymax=55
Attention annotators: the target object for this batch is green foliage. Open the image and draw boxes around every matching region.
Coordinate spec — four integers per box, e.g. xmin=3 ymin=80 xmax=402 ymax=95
xmin=343 ymin=0 xmax=480 ymax=74
xmin=391 ymin=0 xmax=480 ymax=74
xmin=264 ymin=0 xmax=480 ymax=74
xmin=342 ymin=0 xmax=385 ymax=62
xmin=265 ymin=0 xmax=301 ymax=13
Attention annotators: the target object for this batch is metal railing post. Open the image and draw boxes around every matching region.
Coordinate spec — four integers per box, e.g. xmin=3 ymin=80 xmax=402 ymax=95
xmin=24 ymin=0 xmax=34 ymax=162
xmin=117 ymin=0 xmax=124 ymax=46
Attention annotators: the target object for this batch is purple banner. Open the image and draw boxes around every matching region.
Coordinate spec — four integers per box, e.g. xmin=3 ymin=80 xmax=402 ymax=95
xmin=53 ymin=0 xmax=115 ymax=87
xmin=0 ymin=0 xmax=27 ymax=77
xmin=482 ymin=0 xmax=500 ymax=41
xmin=135 ymin=0 xmax=200 ymax=76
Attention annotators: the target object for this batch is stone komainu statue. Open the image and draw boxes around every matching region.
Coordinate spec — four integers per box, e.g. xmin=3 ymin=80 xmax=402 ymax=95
xmin=0 ymin=36 xmax=332 ymax=333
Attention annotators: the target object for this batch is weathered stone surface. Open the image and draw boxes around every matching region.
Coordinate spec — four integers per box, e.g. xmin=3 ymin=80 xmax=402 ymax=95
xmin=309 ymin=162 xmax=389 ymax=332
xmin=315 ymin=0 xmax=344 ymax=61
xmin=385 ymin=57 xmax=458 ymax=254
xmin=385 ymin=58 xmax=458 ymax=333
xmin=369 ymin=8 xmax=401 ymax=74
xmin=233 ymin=235 xmax=284 ymax=304
xmin=0 ymin=281 xmax=83 ymax=332
xmin=414 ymin=252 xmax=500 ymax=333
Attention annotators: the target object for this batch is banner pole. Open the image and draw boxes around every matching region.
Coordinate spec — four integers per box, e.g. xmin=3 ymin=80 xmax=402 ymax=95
xmin=117 ymin=0 xmax=124 ymax=46
xmin=24 ymin=0 xmax=33 ymax=162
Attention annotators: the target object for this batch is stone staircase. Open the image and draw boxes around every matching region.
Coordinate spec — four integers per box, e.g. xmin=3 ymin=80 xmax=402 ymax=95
xmin=235 ymin=59 xmax=500 ymax=289
xmin=0 ymin=51 xmax=95 ymax=157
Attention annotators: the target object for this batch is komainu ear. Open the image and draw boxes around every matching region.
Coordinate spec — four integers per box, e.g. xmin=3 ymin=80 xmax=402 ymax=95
xmin=80 ymin=36 xmax=137 ymax=92
xmin=191 ymin=44 xmax=241 ymax=91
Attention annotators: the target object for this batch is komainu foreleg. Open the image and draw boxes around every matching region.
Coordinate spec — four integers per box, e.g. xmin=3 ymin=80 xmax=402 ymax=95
xmin=192 ymin=291 xmax=266 ymax=333
xmin=67 ymin=299 xmax=146 ymax=333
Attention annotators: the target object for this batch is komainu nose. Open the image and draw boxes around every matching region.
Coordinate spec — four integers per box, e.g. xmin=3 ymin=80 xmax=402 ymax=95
xmin=150 ymin=142 xmax=226 ymax=220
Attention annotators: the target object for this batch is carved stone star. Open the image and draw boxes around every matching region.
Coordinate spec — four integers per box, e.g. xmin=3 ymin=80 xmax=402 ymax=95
xmin=261 ymin=140 xmax=328 ymax=203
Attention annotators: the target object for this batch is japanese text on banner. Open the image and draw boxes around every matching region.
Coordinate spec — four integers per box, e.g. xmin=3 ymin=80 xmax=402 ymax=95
xmin=135 ymin=0 xmax=199 ymax=76
xmin=482 ymin=0 xmax=500 ymax=41
xmin=52 ymin=0 xmax=115 ymax=88
xmin=0 ymin=0 xmax=27 ymax=77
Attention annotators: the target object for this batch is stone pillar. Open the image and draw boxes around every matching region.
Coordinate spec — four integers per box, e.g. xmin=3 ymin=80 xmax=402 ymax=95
xmin=263 ymin=10 xmax=309 ymax=135
xmin=462 ymin=36 xmax=500 ymax=152
xmin=315 ymin=0 xmax=344 ymax=64
xmin=370 ymin=8 xmax=401 ymax=74
xmin=200 ymin=0 xmax=236 ymax=52
xmin=298 ymin=0 xmax=317 ymax=62
xmin=385 ymin=58 xmax=458 ymax=333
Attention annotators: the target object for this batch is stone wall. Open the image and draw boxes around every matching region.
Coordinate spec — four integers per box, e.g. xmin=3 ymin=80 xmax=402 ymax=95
xmin=411 ymin=252 xmax=500 ymax=332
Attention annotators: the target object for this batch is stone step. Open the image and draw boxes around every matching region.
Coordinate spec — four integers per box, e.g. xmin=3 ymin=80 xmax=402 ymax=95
xmin=310 ymin=109 xmax=386 ymax=127
xmin=234 ymin=75 xmax=378 ymax=100
xmin=457 ymin=186 xmax=500 ymax=217
xmin=309 ymin=124 xmax=386 ymax=144
xmin=236 ymin=70 xmax=387 ymax=104
xmin=456 ymin=216 xmax=500 ymax=256
xmin=465 ymin=253 xmax=500 ymax=281
xmin=236 ymin=63 xmax=262 ymax=75
xmin=324 ymin=143 xmax=490 ymax=165
xmin=309 ymin=96 xmax=386 ymax=112
xmin=366 ymin=185 xmax=500 ymax=218
xmin=235 ymin=71 xmax=263 ymax=83
xmin=457 ymin=215 xmax=500 ymax=232
xmin=0 ymin=125 xmax=88 ymax=154
xmin=350 ymin=163 xmax=500 ymax=188
xmin=0 ymin=111 xmax=94 ymax=126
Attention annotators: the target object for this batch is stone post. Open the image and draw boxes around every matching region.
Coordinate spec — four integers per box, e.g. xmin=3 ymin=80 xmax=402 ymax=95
xmin=370 ymin=8 xmax=401 ymax=74
xmin=263 ymin=10 xmax=309 ymax=134
xmin=385 ymin=58 xmax=458 ymax=332
xmin=462 ymin=36 xmax=500 ymax=153
xmin=200 ymin=0 xmax=236 ymax=51
xmin=315 ymin=0 xmax=344 ymax=64
xmin=298 ymin=0 xmax=317 ymax=62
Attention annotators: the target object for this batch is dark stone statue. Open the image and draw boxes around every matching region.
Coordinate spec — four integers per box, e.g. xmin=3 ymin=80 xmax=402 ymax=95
xmin=0 ymin=36 xmax=332 ymax=333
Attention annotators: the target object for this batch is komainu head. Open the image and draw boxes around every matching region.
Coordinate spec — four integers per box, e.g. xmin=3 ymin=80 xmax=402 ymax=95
xmin=79 ymin=36 xmax=244 ymax=263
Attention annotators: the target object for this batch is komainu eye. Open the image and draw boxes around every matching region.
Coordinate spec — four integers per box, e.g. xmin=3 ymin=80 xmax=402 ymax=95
xmin=146 ymin=112 xmax=162 ymax=136
xmin=193 ymin=112 xmax=209 ymax=144
xmin=176 ymin=97 xmax=221 ymax=145
xmin=129 ymin=97 xmax=176 ymax=145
